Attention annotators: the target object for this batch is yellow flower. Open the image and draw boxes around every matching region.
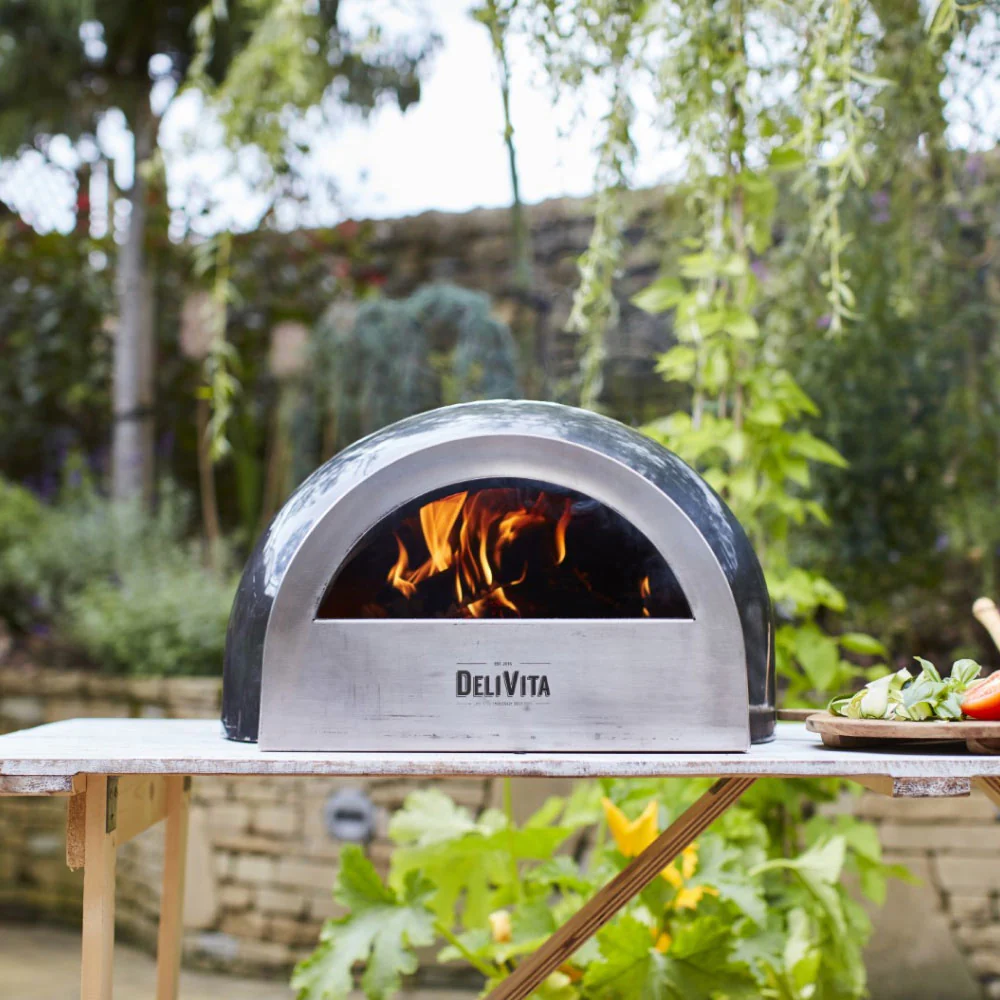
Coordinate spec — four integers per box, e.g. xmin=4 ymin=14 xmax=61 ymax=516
xmin=680 ymin=843 xmax=699 ymax=881
xmin=601 ymin=799 xmax=717 ymax=909
xmin=489 ymin=910 xmax=512 ymax=943
xmin=601 ymin=798 xmax=659 ymax=857
xmin=650 ymin=927 xmax=673 ymax=953
xmin=674 ymin=885 xmax=718 ymax=910
xmin=663 ymin=842 xmax=701 ymax=887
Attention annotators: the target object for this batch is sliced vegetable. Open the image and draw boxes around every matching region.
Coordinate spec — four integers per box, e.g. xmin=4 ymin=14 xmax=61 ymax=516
xmin=829 ymin=657 xmax=983 ymax=722
xmin=960 ymin=671 xmax=1000 ymax=721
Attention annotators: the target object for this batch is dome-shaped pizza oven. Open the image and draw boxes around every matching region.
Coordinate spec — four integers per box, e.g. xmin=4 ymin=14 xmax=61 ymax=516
xmin=224 ymin=401 xmax=774 ymax=752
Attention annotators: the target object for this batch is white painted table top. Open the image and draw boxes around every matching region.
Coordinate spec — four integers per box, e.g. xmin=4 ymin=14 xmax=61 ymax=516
xmin=2 ymin=719 xmax=1000 ymax=779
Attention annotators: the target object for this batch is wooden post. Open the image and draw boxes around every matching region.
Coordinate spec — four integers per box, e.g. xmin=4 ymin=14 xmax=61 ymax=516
xmin=156 ymin=776 xmax=192 ymax=1000
xmin=485 ymin=776 xmax=756 ymax=1000
xmin=81 ymin=775 xmax=117 ymax=1000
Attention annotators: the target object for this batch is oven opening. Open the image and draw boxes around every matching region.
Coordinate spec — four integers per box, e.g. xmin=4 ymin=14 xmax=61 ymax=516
xmin=316 ymin=478 xmax=693 ymax=620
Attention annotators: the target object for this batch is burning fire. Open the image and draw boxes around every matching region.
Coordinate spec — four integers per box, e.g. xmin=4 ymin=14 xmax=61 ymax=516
xmin=387 ymin=489 xmax=572 ymax=618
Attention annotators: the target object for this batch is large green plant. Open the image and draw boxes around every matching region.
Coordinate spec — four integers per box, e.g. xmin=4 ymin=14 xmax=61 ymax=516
xmin=295 ymin=779 xmax=901 ymax=999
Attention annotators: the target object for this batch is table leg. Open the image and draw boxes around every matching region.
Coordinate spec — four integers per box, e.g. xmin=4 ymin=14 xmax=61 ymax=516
xmin=81 ymin=775 xmax=117 ymax=1000
xmin=155 ymin=776 xmax=192 ymax=1000
xmin=485 ymin=775 xmax=756 ymax=1000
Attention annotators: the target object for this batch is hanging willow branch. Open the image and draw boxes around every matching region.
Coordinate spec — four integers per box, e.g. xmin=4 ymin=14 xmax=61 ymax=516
xmin=568 ymin=19 xmax=637 ymax=411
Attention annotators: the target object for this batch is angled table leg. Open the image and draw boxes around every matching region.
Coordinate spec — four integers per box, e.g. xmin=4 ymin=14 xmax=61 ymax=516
xmin=156 ymin=776 xmax=192 ymax=1000
xmin=975 ymin=776 xmax=1000 ymax=808
xmin=485 ymin=775 xmax=756 ymax=1000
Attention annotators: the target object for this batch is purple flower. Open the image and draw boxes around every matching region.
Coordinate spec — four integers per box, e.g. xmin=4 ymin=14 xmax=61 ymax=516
xmin=816 ymin=314 xmax=832 ymax=330
xmin=158 ymin=430 xmax=176 ymax=460
xmin=871 ymin=189 xmax=891 ymax=224
xmin=38 ymin=472 xmax=57 ymax=501
xmin=750 ymin=259 xmax=769 ymax=283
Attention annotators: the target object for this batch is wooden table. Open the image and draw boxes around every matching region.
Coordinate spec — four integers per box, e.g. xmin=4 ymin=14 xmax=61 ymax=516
xmin=3 ymin=718 xmax=1000 ymax=1000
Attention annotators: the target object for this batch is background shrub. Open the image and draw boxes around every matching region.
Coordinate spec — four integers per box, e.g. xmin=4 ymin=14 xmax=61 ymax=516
xmin=0 ymin=472 xmax=234 ymax=675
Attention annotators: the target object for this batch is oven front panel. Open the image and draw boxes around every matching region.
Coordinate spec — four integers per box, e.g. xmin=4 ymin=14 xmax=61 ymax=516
xmin=258 ymin=619 xmax=748 ymax=752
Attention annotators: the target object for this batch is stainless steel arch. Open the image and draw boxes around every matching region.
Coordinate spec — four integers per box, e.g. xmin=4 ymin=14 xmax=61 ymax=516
xmin=223 ymin=401 xmax=775 ymax=750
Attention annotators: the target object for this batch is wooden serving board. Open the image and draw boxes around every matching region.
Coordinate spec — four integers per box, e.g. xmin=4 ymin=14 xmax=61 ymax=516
xmin=806 ymin=712 xmax=1000 ymax=754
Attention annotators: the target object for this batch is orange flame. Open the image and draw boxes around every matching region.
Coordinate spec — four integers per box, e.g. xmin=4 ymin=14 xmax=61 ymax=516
xmin=640 ymin=575 xmax=651 ymax=617
xmin=387 ymin=489 xmax=574 ymax=617
xmin=554 ymin=499 xmax=572 ymax=565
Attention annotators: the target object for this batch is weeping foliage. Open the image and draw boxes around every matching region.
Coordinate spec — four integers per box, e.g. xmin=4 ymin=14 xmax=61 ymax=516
xmin=293 ymin=5 xmax=1000 ymax=1000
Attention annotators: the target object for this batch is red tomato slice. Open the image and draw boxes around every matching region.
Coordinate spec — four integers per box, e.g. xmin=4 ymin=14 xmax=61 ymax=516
xmin=961 ymin=671 xmax=1000 ymax=721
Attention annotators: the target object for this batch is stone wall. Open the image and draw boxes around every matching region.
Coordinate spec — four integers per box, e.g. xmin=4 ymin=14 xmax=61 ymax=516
xmin=364 ymin=192 xmax=677 ymax=427
xmin=0 ymin=666 xmax=491 ymax=980
xmin=1 ymin=665 xmax=999 ymax=998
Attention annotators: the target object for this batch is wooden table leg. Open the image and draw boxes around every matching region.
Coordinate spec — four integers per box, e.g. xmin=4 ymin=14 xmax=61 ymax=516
xmin=155 ymin=776 xmax=192 ymax=1000
xmin=485 ymin=775 xmax=757 ymax=1000
xmin=81 ymin=775 xmax=117 ymax=1000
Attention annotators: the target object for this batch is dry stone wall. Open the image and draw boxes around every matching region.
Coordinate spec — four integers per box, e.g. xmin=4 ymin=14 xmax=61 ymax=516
xmin=363 ymin=193 xmax=678 ymax=426
xmin=1 ymin=665 xmax=999 ymax=998
xmin=0 ymin=666 xmax=491 ymax=979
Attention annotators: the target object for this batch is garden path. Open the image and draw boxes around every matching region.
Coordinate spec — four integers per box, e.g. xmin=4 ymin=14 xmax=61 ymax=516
xmin=0 ymin=922 xmax=473 ymax=1000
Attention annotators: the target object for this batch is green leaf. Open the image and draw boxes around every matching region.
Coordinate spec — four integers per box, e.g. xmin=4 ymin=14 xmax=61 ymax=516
xmin=390 ymin=820 xmax=575 ymax=929
xmin=793 ymin=626 xmax=841 ymax=693
xmin=788 ymin=431 xmax=848 ymax=468
xmin=722 ymin=309 xmax=759 ymax=340
xmin=582 ymin=915 xmax=749 ymax=999
xmin=679 ymin=252 xmax=721 ymax=279
xmin=769 ymin=146 xmax=806 ymax=171
xmin=655 ymin=346 xmax=697 ymax=383
xmin=784 ymin=907 xmax=821 ymax=991
xmin=913 ymin=656 xmax=941 ymax=683
xmin=292 ymin=845 xmax=436 ymax=1000
xmin=633 ymin=277 xmax=686 ymax=314
xmin=688 ymin=837 xmax=767 ymax=926
xmin=388 ymin=788 xmax=477 ymax=847
xmin=837 ymin=632 xmax=887 ymax=657
xmin=525 ymin=796 xmax=566 ymax=829
xmin=747 ymin=400 xmax=784 ymax=427
xmin=528 ymin=855 xmax=594 ymax=895
xmin=755 ymin=836 xmax=846 ymax=887
xmin=952 ymin=658 xmax=983 ymax=688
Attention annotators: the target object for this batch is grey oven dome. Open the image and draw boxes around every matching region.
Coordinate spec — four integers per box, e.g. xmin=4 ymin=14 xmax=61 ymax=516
xmin=223 ymin=400 xmax=775 ymax=748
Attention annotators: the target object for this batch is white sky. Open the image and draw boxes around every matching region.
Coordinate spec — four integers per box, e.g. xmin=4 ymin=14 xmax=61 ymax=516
xmin=0 ymin=0 xmax=678 ymax=235
xmin=1 ymin=0 xmax=997 ymax=235
xmin=157 ymin=0 xmax=681 ymax=234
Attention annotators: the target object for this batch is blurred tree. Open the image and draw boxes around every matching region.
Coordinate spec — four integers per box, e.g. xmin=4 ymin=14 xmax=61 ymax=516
xmin=0 ymin=222 xmax=113 ymax=487
xmin=0 ymin=0 xmax=435 ymax=503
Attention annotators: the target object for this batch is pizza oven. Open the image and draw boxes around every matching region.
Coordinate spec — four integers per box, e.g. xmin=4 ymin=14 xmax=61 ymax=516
xmin=223 ymin=401 xmax=774 ymax=752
